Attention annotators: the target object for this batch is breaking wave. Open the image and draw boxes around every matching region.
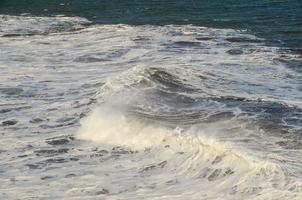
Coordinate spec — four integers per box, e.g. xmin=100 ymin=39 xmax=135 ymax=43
xmin=1 ymin=14 xmax=302 ymax=199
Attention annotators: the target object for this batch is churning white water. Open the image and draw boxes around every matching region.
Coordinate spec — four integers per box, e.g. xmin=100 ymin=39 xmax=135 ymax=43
xmin=0 ymin=15 xmax=302 ymax=199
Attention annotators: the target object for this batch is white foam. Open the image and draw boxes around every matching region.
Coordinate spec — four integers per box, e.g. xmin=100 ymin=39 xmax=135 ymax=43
xmin=77 ymin=105 xmax=167 ymax=149
xmin=76 ymin=101 xmax=302 ymax=199
xmin=1 ymin=14 xmax=302 ymax=199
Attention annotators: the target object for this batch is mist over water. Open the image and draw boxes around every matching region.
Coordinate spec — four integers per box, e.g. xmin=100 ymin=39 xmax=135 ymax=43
xmin=0 ymin=1 xmax=302 ymax=199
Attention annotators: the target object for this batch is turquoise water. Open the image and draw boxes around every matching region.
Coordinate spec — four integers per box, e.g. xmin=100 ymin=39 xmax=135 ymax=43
xmin=1 ymin=0 xmax=302 ymax=48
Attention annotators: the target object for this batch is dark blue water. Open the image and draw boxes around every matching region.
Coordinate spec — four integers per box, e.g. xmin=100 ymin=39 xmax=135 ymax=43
xmin=1 ymin=0 xmax=301 ymax=49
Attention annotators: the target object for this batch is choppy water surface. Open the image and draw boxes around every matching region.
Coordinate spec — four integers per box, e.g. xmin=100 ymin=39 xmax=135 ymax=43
xmin=1 ymin=0 xmax=302 ymax=48
xmin=0 ymin=15 xmax=302 ymax=199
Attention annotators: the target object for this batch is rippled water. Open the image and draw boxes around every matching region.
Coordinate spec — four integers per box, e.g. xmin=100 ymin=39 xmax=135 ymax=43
xmin=0 ymin=13 xmax=302 ymax=200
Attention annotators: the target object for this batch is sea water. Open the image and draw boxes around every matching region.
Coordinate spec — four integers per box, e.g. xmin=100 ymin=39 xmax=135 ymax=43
xmin=0 ymin=1 xmax=301 ymax=199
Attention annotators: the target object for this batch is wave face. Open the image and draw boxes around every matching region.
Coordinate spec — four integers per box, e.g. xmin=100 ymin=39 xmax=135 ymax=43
xmin=0 ymin=15 xmax=302 ymax=199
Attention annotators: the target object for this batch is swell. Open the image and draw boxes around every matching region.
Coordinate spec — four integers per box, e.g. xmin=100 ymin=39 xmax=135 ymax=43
xmin=96 ymin=65 xmax=302 ymax=129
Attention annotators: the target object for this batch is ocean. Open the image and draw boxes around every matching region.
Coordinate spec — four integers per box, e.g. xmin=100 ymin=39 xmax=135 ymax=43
xmin=0 ymin=1 xmax=301 ymax=199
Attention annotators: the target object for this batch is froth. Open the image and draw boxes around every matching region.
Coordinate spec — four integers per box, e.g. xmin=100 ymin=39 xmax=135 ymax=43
xmin=76 ymin=103 xmax=302 ymax=199
xmin=77 ymin=104 xmax=167 ymax=149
